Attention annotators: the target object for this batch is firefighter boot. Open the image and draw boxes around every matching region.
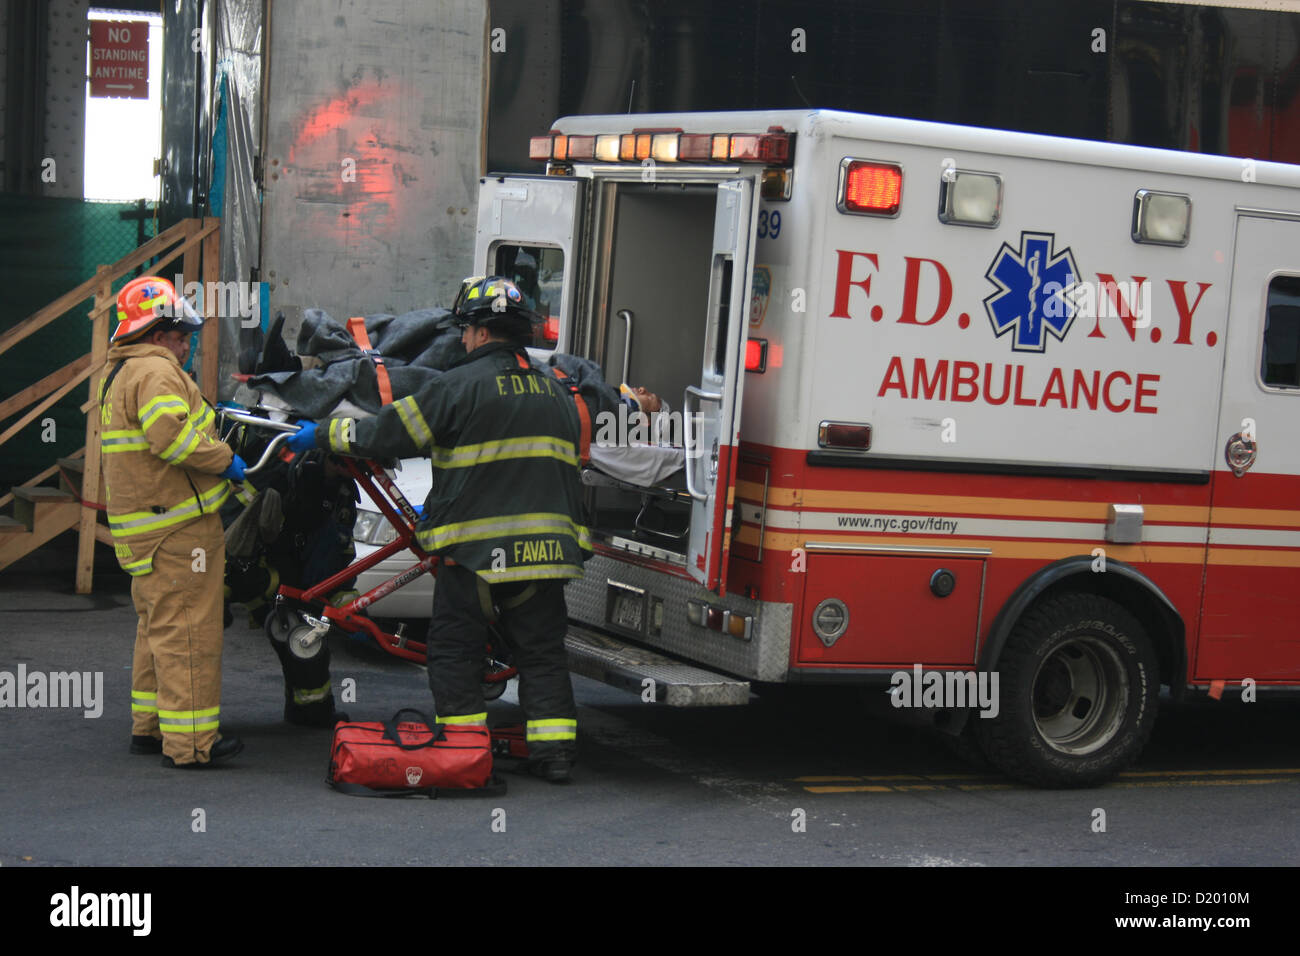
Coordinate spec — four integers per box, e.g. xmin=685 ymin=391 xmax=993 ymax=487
xmin=161 ymin=734 xmax=244 ymax=768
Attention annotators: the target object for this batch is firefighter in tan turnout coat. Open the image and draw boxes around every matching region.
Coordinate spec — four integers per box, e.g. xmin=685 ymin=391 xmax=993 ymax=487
xmin=101 ymin=276 xmax=247 ymax=767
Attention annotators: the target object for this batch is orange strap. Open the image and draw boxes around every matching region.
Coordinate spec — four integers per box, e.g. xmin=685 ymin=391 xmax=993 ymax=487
xmin=347 ymin=316 xmax=393 ymax=406
xmin=551 ymin=368 xmax=591 ymax=465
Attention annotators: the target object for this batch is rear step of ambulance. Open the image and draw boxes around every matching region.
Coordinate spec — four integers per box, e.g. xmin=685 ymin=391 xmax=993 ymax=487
xmin=564 ymin=625 xmax=751 ymax=706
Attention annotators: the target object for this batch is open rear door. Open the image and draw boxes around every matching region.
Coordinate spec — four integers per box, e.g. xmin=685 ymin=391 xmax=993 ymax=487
xmin=475 ymin=175 xmax=585 ymax=347
xmin=685 ymin=179 xmax=756 ymax=593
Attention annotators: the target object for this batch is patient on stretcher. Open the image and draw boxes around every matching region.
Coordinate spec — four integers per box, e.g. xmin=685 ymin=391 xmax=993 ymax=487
xmin=587 ymin=386 xmax=685 ymax=487
xmin=543 ymin=354 xmax=685 ymax=489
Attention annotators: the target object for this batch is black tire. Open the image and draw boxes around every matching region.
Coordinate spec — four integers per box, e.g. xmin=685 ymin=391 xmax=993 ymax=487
xmin=974 ymin=592 xmax=1159 ymax=788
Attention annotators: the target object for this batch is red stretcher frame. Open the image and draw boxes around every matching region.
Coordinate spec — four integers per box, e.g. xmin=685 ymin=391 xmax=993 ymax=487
xmin=219 ymin=406 xmax=519 ymax=692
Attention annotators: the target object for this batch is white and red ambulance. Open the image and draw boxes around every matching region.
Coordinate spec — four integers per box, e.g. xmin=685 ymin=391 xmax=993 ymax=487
xmin=474 ymin=109 xmax=1300 ymax=786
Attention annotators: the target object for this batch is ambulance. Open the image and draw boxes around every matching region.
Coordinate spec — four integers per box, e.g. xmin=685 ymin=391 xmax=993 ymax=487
xmin=474 ymin=109 xmax=1300 ymax=787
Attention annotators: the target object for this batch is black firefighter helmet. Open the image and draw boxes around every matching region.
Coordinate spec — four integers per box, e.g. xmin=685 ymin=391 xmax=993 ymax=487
xmin=452 ymin=275 xmax=540 ymax=342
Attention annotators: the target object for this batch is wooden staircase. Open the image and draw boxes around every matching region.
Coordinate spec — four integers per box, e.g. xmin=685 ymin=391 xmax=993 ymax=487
xmin=0 ymin=217 xmax=222 ymax=591
xmin=0 ymin=454 xmax=114 ymax=573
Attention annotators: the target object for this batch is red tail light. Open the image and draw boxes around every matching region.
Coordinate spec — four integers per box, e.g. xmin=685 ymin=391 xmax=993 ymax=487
xmin=841 ymin=161 xmax=902 ymax=216
xmin=744 ymin=338 xmax=767 ymax=372
xmin=543 ymin=316 xmax=560 ymax=342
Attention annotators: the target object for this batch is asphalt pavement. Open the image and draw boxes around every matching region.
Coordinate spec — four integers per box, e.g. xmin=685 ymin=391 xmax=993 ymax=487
xmin=1 ymin=569 xmax=1298 ymax=870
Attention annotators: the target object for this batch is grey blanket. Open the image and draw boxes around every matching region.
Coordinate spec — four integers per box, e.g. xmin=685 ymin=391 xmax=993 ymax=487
xmin=248 ymin=308 xmax=464 ymax=417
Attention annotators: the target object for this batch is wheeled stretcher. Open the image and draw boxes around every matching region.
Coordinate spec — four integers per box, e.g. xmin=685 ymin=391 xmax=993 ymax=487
xmin=216 ymin=406 xmax=519 ymax=704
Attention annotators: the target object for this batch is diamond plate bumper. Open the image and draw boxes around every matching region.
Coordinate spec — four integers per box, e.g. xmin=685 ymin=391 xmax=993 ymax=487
xmin=566 ymin=625 xmax=752 ymax=706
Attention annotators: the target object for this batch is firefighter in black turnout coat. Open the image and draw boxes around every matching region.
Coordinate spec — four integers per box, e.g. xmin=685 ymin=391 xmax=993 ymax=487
xmin=288 ymin=277 xmax=590 ymax=781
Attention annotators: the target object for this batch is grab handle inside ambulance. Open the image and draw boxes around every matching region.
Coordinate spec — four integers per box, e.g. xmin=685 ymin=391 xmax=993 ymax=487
xmin=683 ymin=385 xmax=722 ymax=503
xmin=616 ymin=309 xmax=633 ymax=386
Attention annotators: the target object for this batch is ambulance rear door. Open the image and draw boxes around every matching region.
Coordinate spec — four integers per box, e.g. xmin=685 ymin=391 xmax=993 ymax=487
xmin=686 ymin=178 xmax=757 ymax=593
xmin=475 ymin=175 xmax=585 ymax=349
xmin=1197 ymin=213 xmax=1300 ymax=680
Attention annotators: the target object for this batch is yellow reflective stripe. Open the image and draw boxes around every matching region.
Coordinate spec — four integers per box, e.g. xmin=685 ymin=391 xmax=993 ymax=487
xmin=526 ymin=718 xmax=577 ymax=741
xmin=437 ymin=712 xmax=488 ymax=725
xmin=292 ymin=681 xmax=331 ymax=705
xmin=480 ymin=564 xmax=585 ymax=583
xmin=108 ymin=481 xmax=231 ymax=537
xmin=394 ymin=396 xmax=433 ymax=449
xmin=234 ymin=484 xmax=255 ymax=506
xmin=160 ymin=424 xmax=202 ymax=463
xmin=192 ymin=404 xmax=215 ymax=431
xmin=139 ymin=395 xmax=191 ymax=431
xmin=430 ymin=436 xmax=577 ymax=470
xmin=157 ymin=707 xmax=220 ymax=738
xmin=158 ymin=719 xmax=221 ymax=733
xmin=116 ymin=546 xmax=153 ymax=574
xmin=138 ymin=293 xmax=167 ymax=313
xmin=131 ymin=690 xmax=158 ymax=713
xmin=329 ymin=418 xmax=352 ymax=454
xmin=157 ymin=706 xmax=220 ymax=733
xmin=102 ymin=429 xmax=150 ymax=452
xmin=415 ymin=512 xmax=591 ymax=551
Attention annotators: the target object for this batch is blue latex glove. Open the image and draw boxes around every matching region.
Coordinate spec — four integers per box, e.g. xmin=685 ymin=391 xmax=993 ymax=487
xmin=220 ymin=454 xmax=247 ymax=481
xmin=285 ymin=420 xmax=318 ymax=454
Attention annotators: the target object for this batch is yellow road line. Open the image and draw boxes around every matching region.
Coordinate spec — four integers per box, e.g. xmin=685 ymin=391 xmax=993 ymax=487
xmin=796 ymin=767 xmax=1300 ymax=793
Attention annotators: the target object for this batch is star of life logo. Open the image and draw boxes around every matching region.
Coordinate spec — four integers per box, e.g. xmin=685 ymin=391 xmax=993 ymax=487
xmin=984 ymin=231 xmax=1080 ymax=353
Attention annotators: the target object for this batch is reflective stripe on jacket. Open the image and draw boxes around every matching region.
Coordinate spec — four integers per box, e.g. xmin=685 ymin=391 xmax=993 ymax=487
xmin=99 ymin=343 xmax=233 ymax=576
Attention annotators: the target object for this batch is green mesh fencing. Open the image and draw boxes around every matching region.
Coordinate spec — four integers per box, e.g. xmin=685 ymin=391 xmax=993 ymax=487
xmin=0 ymin=196 xmax=160 ymax=490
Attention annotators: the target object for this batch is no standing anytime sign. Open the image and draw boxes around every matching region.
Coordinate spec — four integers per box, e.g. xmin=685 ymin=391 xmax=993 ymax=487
xmin=90 ymin=20 xmax=148 ymax=99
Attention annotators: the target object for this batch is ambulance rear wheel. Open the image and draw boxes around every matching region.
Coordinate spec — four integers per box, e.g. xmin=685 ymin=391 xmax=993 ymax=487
xmin=974 ymin=593 xmax=1158 ymax=788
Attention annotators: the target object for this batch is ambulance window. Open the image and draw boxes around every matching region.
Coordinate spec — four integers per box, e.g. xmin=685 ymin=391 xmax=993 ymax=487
xmin=494 ymin=244 xmax=562 ymax=350
xmin=713 ymin=258 xmax=733 ymax=375
xmin=1261 ymin=275 xmax=1300 ymax=388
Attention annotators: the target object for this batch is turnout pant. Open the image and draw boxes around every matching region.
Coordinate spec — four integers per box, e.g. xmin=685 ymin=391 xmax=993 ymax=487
xmin=427 ymin=562 xmax=577 ymax=760
xmin=129 ymin=513 xmax=227 ymax=765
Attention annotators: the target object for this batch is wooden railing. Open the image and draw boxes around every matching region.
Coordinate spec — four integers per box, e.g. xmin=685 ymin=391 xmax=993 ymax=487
xmin=0 ymin=217 xmax=221 ymax=593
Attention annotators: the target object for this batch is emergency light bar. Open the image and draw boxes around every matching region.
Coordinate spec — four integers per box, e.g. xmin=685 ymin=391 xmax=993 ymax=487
xmin=530 ymin=128 xmax=794 ymax=166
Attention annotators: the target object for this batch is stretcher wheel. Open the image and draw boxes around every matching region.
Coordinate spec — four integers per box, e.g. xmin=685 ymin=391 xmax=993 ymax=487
xmin=265 ymin=606 xmax=297 ymax=645
xmin=288 ymin=623 xmax=327 ymax=661
xmin=481 ymin=658 xmax=513 ymax=701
